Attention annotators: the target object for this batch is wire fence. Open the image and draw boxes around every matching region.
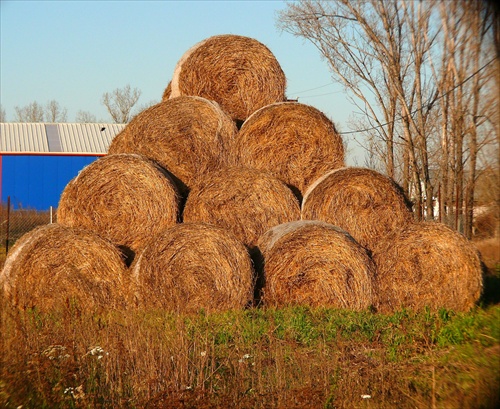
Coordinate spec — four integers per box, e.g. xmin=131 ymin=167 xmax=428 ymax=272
xmin=1 ymin=197 xmax=56 ymax=256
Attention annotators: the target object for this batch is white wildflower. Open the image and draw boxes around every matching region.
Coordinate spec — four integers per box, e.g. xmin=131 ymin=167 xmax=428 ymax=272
xmin=86 ymin=346 xmax=106 ymax=359
xmin=42 ymin=345 xmax=68 ymax=360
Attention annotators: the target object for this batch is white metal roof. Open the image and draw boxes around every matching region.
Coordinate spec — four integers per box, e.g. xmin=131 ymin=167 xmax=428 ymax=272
xmin=0 ymin=123 xmax=126 ymax=155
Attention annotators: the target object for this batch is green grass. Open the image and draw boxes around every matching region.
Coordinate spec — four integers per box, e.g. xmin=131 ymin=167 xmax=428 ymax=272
xmin=1 ymin=302 xmax=499 ymax=409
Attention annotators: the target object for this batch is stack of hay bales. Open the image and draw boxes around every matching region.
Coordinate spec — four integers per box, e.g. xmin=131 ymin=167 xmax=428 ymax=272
xmin=1 ymin=34 xmax=483 ymax=314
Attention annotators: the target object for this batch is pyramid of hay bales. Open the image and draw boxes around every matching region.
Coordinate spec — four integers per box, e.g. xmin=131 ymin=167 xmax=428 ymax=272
xmin=1 ymin=34 xmax=484 ymax=315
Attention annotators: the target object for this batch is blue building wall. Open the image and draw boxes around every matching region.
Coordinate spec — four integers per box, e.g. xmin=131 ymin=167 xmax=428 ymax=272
xmin=1 ymin=155 xmax=100 ymax=210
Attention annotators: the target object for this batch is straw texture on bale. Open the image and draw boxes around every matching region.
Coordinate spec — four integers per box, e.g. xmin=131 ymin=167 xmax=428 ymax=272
xmin=231 ymin=102 xmax=345 ymax=200
xmin=182 ymin=167 xmax=301 ymax=248
xmin=57 ymin=154 xmax=179 ymax=256
xmin=301 ymin=167 xmax=414 ymax=251
xmin=256 ymin=220 xmax=376 ymax=309
xmin=371 ymin=221 xmax=483 ymax=313
xmin=131 ymin=223 xmax=255 ymax=313
xmin=0 ymin=224 xmax=129 ymax=311
xmin=162 ymin=81 xmax=172 ymax=100
xmin=107 ymin=96 xmax=237 ymax=194
xmin=169 ymin=34 xmax=286 ymax=123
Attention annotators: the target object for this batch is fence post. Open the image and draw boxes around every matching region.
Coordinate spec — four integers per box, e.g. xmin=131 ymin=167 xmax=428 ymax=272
xmin=5 ymin=196 xmax=10 ymax=255
xmin=50 ymin=206 xmax=53 ymax=224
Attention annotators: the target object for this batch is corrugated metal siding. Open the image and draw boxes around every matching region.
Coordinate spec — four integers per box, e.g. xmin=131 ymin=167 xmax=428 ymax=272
xmin=0 ymin=123 xmax=126 ymax=154
xmin=58 ymin=123 xmax=124 ymax=154
xmin=0 ymin=123 xmax=49 ymax=152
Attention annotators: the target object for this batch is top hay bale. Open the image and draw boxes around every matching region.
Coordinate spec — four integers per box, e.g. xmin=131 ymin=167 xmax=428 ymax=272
xmin=57 ymin=154 xmax=179 ymax=257
xmin=108 ymin=96 xmax=237 ymax=195
xmin=371 ymin=221 xmax=484 ymax=312
xmin=301 ymin=167 xmax=414 ymax=251
xmin=0 ymin=224 xmax=129 ymax=312
xmin=230 ymin=102 xmax=345 ymax=201
xmin=168 ymin=34 xmax=286 ymax=124
xmin=256 ymin=220 xmax=376 ymax=309
xmin=182 ymin=167 xmax=301 ymax=249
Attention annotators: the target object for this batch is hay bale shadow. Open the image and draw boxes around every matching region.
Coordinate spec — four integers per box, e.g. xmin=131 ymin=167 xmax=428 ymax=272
xmin=480 ymin=261 xmax=500 ymax=306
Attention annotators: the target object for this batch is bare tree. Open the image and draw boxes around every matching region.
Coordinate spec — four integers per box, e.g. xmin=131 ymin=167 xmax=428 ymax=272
xmin=101 ymin=84 xmax=141 ymax=123
xmin=278 ymin=0 xmax=440 ymax=219
xmin=278 ymin=0 xmax=497 ymax=232
xmin=133 ymin=99 xmax=159 ymax=117
xmin=14 ymin=100 xmax=70 ymax=123
xmin=14 ymin=101 xmax=45 ymax=122
xmin=45 ymin=100 xmax=67 ymax=122
xmin=0 ymin=106 xmax=6 ymax=122
xmin=431 ymin=0 xmax=496 ymax=237
xmin=75 ymin=110 xmax=97 ymax=123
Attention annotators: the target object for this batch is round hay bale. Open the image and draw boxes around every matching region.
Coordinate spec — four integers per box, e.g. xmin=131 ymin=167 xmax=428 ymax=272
xmin=57 ymin=154 xmax=179 ymax=257
xmin=371 ymin=221 xmax=484 ymax=313
xmin=170 ymin=34 xmax=286 ymax=123
xmin=0 ymin=224 xmax=129 ymax=311
xmin=301 ymin=167 xmax=414 ymax=251
xmin=182 ymin=167 xmax=301 ymax=248
xmin=107 ymin=96 xmax=237 ymax=195
xmin=130 ymin=223 xmax=255 ymax=313
xmin=162 ymin=81 xmax=172 ymax=100
xmin=256 ymin=220 xmax=376 ymax=309
xmin=231 ymin=102 xmax=345 ymax=200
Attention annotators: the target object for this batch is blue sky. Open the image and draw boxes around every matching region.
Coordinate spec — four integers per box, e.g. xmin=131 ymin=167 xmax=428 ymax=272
xmin=0 ymin=0 xmax=365 ymax=164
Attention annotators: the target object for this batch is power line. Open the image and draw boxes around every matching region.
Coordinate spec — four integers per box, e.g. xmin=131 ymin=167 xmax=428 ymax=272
xmin=298 ymin=90 xmax=344 ymax=99
xmin=339 ymin=57 xmax=496 ymax=135
xmin=288 ymin=82 xmax=336 ymax=95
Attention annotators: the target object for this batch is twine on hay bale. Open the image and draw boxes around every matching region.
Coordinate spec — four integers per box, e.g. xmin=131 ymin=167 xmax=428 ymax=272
xmin=57 ymin=154 xmax=179 ymax=258
xmin=107 ymin=96 xmax=237 ymax=195
xmin=130 ymin=222 xmax=255 ymax=313
xmin=182 ymin=167 xmax=301 ymax=248
xmin=301 ymin=167 xmax=414 ymax=251
xmin=230 ymin=102 xmax=345 ymax=201
xmin=169 ymin=34 xmax=286 ymax=124
xmin=371 ymin=221 xmax=484 ymax=313
xmin=0 ymin=224 xmax=129 ymax=311
xmin=255 ymin=220 xmax=376 ymax=310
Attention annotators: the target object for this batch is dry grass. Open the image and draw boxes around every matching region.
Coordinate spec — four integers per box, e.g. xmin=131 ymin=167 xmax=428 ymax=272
xmin=371 ymin=221 xmax=484 ymax=313
xmin=57 ymin=154 xmax=179 ymax=258
xmin=0 ymin=223 xmax=129 ymax=312
xmin=169 ymin=34 xmax=286 ymax=123
xmin=230 ymin=102 xmax=345 ymax=201
xmin=301 ymin=167 xmax=414 ymax=251
xmin=130 ymin=222 xmax=255 ymax=313
xmin=108 ymin=96 xmax=237 ymax=195
xmin=256 ymin=220 xmax=376 ymax=310
xmin=182 ymin=167 xmax=301 ymax=248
